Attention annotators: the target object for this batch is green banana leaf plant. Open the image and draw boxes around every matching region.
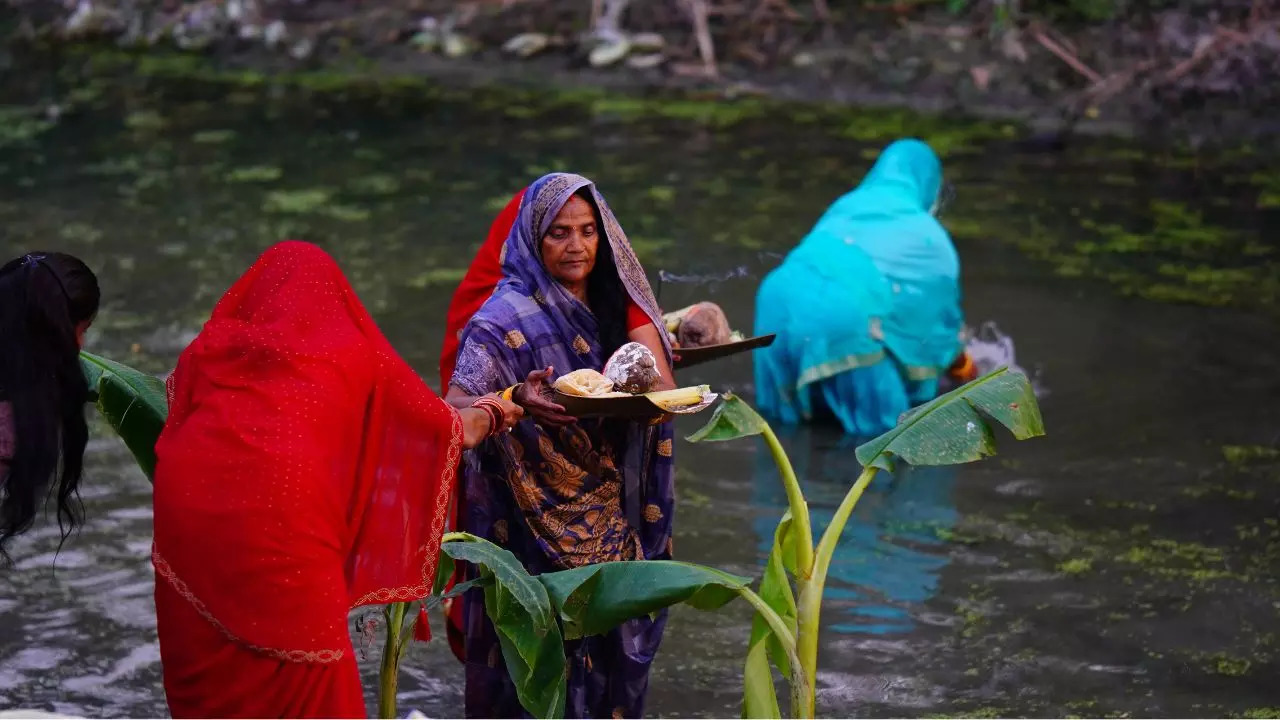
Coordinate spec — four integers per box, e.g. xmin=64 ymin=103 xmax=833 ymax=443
xmin=686 ymin=366 xmax=1046 ymax=718
xmin=377 ymin=534 xmax=799 ymax=719
xmin=75 ymin=351 xmax=1045 ymax=720
xmin=74 ymin=352 xmax=786 ymax=719
xmin=80 ymin=351 xmax=168 ymax=481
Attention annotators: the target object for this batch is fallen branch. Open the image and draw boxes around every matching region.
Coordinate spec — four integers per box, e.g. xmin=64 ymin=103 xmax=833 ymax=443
xmin=1163 ymin=23 xmax=1266 ymax=83
xmin=1061 ymin=11 xmax=1277 ymax=112
xmin=1081 ymin=59 xmax=1158 ymax=107
xmin=750 ymin=0 xmax=802 ymax=22
xmin=1030 ymin=24 xmax=1102 ymax=84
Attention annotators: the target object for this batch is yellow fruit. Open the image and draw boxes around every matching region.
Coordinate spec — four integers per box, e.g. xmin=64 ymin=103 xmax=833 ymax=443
xmin=644 ymin=385 xmax=711 ymax=411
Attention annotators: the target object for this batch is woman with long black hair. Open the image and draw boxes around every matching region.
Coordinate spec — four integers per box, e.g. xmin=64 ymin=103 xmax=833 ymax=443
xmin=0 ymin=252 xmax=100 ymax=560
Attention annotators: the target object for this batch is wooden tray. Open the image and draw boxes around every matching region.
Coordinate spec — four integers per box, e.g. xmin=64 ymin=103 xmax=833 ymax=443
xmin=673 ymin=334 xmax=777 ymax=370
xmin=553 ymin=389 xmax=718 ymax=420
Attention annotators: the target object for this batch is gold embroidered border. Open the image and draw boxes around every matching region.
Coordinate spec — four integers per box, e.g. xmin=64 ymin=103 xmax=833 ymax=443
xmin=155 ymin=401 xmax=464 ymax=662
xmin=352 ymin=398 xmax=462 ymax=606
xmin=531 ymin=174 xmax=589 ymax=238
xmin=795 ymin=350 xmax=887 ymax=390
xmin=152 ymin=548 xmax=346 ymax=664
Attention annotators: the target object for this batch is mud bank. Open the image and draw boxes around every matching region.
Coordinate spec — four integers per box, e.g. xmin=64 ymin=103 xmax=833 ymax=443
xmin=4 ymin=0 xmax=1279 ymax=150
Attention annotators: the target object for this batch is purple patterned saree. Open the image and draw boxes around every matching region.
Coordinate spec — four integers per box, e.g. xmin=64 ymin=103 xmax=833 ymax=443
xmin=450 ymin=173 xmax=676 ymax=719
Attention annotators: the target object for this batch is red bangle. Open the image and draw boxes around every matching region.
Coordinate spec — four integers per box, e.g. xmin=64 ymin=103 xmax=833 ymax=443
xmin=479 ymin=403 xmax=500 ymax=437
xmin=471 ymin=395 xmax=505 ymax=438
xmin=482 ymin=404 xmax=500 ymax=437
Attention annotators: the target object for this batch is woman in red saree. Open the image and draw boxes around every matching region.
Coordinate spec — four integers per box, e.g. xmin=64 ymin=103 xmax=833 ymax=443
xmin=152 ymin=241 xmax=520 ymax=718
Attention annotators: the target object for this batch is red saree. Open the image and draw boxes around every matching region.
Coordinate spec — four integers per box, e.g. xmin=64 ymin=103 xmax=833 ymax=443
xmin=153 ymin=241 xmax=463 ymax=718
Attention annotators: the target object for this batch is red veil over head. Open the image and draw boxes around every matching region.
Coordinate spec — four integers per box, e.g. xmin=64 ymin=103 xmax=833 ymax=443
xmin=439 ymin=188 xmax=527 ymax=392
xmin=153 ymin=241 xmax=462 ymax=662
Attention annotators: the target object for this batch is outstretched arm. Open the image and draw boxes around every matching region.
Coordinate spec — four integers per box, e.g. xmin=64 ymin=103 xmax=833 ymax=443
xmin=447 ymin=368 xmax=576 ymax=427
xmin=457 ymin=399 xmax=523 ymax=449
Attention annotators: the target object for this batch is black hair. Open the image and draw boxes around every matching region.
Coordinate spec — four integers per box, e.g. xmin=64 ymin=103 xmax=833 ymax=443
xmin=0 ymin=252 xmax=100 ymax=561
xmin=578 ymin=188 xmax=631 ymax=358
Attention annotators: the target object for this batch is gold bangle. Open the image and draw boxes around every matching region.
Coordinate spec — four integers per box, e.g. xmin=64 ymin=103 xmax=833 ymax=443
xmin=501 ymin=384 xmax=518 ymax=403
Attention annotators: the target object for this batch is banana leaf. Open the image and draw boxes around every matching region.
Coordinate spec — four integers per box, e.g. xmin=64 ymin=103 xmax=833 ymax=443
xmin=79 ymin=351 xmax=168 ymax=482
xmin=441 ymin=535 xmax=567 ymax=719
xmin=855 ymin=366 xmax=1045 ymax=471
xmin=440 ymin=536 xmax=756 ymax=720
xmin=536 ymin=560 xmax=750 ymax=640
xmin=742 ymin=512 xmax=798 ymax=719
xmin=684 ymin=391 xmax=769 ymax=443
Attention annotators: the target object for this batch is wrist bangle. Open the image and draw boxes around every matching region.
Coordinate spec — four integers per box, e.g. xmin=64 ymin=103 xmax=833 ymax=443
xmin=470 ymin=397 xmax=495 ymax=437
xmin=471 ymin=395 xmax=506 ymax=438
xmin=481 ymin=403 xmax=500 ymax=437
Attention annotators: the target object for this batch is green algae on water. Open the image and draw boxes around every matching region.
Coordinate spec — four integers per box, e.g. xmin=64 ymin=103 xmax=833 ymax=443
xmin=226 ymin=165 xmax=284 ymax=183
xmin=1223 ymin=445 xmax=1280 ymax=465
xmin=192 ymin=129 xmax=237 ymax=144
xmin=262 ymin=188 xmax=333 ymax=214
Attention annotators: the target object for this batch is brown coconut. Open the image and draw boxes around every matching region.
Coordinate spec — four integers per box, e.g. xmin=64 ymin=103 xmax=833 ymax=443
xmin=603 ymin=341 xmax=661 ymax=394
xmin=676 ymin=302 xmax=732 ymax=348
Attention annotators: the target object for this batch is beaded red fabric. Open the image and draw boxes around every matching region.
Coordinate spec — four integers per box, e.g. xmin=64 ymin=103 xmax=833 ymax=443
xmin=153 ymin=241 xmax=462 ymax=663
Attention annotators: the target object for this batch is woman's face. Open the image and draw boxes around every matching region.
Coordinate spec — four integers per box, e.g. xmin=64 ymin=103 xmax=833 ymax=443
xmin=541 ymin=195 xmax=599 ymax=294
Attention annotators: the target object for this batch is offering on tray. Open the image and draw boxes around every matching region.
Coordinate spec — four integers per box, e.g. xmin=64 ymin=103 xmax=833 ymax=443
xmin=662 ymin=302 xmax=744 ymax=349
xmin=603 ymin=341 xmax=661 ymax=394
xmin=643 ymin=385 xmax=715 ymax=412
xmin=550 ymin=366 xmax=715 ymax=418
xmin=553 ymin=368 xmax=622 ymax=397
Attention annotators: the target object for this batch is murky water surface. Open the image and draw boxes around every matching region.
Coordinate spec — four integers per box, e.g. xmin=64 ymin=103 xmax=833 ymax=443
xmin=1 ymin=66 xmax=1278 ymax=718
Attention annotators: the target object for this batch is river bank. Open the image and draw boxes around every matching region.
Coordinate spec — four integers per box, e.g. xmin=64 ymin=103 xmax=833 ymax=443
xmin=4 ymin=0 xmax=1279 ymax=149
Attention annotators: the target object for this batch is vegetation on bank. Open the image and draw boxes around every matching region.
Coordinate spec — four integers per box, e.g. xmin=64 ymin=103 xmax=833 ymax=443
xmin=3 ymin=45 xmax=1275 ymax=315
xmin=5 ymin=0 xmax=1278 ymax=142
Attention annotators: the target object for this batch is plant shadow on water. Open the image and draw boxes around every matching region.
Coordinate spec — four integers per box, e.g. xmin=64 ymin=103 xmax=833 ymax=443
xmin=746 ymin=426 xmax=962 ymax=712
xmin=0 ymin=58 xmax=1279 ymax=718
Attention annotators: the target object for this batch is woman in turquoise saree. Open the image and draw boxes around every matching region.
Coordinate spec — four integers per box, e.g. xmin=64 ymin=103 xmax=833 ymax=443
xmin=753 ymin=138 xmax=965 ymax=437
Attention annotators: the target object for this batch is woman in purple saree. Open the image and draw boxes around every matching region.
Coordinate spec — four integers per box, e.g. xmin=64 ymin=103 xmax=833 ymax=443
xmin=446 ymin=172 xmax=676 ymax=718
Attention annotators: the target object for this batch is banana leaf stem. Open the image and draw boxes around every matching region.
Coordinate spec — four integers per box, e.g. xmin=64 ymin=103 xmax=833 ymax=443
xmin=734 ymin=586 xmax=808 ymax=719
xmin=760 ymin=424 xmax=815 ymax=577
xmin=378 ymin=601 xmax=410 ymax=719
xmin=795 ymin=464 xmax=879 ymax=716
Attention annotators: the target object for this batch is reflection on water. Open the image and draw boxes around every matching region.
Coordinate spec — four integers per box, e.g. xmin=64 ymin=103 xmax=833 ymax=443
xmin=751 ymin=428 xmax=957 ymax=637
xmin=1 ymin=65 xmax=1279 ymax=718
